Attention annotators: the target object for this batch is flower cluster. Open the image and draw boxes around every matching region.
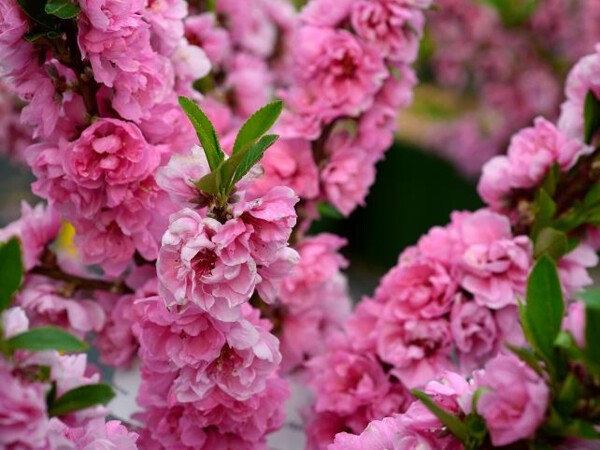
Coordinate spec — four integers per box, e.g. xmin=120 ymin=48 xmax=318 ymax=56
xmin=328 ymin=351 xmax=549 ymax=449
xmin=269 ymin=0 xmax=430 ymax=218
xmin=0 ymin=0 xmax=210 ymax=276
xmin=406 ymin=0 xmax=600 ymax=175
xmin=0 ymin=307 xmax=138 ymax=449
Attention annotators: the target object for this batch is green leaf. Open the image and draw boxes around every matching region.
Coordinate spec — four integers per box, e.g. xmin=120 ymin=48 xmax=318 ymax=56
xmin=232 ymin=101 xmax=283 ymax=156
xmin=531 ymin=189 xmax=557 ymax=239
xmin=317 ymin=202 xmax=344 ymax=220
xmin=231 ymin=134 xmax=279 ymax=185
xmin=7 ymin=327 xmax=87 ymax=352
xmin=0 ymin=237 xmax=24 ymax=312
xmin=541 ymin=164 xmax=560 ymax=197
xmin=525 ymin=256 xmax=564 ymax=363
xmin=584 ymin=302 xmax=600 ymax=374
xmin=584 ymin=90 xmax=600 ymax=144
xmin=45 ymin=0 xmax=80 ymax=19
xmin=563 ymin=419 xmax=600 ymax=439
xmin=555 ymin=372 xmax=583 ymax=416
xmin=412 ymin=390 xmax=468 ymax=443
xmin=583 ymin=183 xmax=600 ymax=208
xmin=17 ymin=0 xmax=59 ymax=30
xmin=534 ymin=227 xmax=569 ymax=260
xmin=178 ymin=97 xmax=225 ymax=172
xmin=48 ymin=383 xmax=115 ymax=417
xmin=577 ymin=288 xmax=600 ymax=309
xmin=196 ymin=171 xmax=221 ymax=197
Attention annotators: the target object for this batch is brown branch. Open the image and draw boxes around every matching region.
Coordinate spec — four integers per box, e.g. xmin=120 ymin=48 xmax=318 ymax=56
xmin=30 ymin=266 xmax=132 ymax=294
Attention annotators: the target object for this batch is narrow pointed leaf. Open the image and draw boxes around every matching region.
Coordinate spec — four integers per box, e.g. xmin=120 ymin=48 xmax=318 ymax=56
xmin=178 ymin=97 xmax=224 ymax=171
xmin=0 ymin=237 xmax=23 ymax=311
xmin=412 ymin=390 xmax=468 ymax=443
xmin=525 ymin=256 xmax=564 ymax=363
xmin=232 ymin=101 xmax=283 ymax=155
xmin=48 ymin=384 xmax=115 ymax=417
xmin=8 ymin=327 xmax=87 ymax=352
xmin=232 ymin=134 xmax=279 ymax=185
xmin=534 ymin=227 xmax=568 ymax=260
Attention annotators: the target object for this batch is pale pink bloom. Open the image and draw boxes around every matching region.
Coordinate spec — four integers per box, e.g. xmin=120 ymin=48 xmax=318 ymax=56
xmin=563 ymin=301 xmax=586 ymax=348
xmin=226 ymin=53 xmax=274 ymax=118
xmin=60 ymin=418 xmax=139 ymax=449
xmin=185 ymin=13 xmax=232 ymax=66
xmin=308 ymin=339 xmax=391 ymax=415
xmin=494 ymin=305 xmax=526 ymax=350
xmin=217 ymin=0 xmax=277 ymax=57
xmin=460 ymin=235 xmax=532 ymax=309
xmin=143 ymin=0 xmax=188 ymax=56
xmin=79 ymin=0 xmax=145 ymax=31
xmin=0 ymin=360 xmax=49 ymax=448
xmin=558 ymin=243 xmax=599 ymax=295
xmin=0 ymin=201 xmax=61 ymax=270
xmin=250 ymin=137 xmax=320 ymax=199
xmin=17 ymin=276 xmax=106 ymax=336
xmin=450 ymin=295 xmax=497 ymax=370
xmin=279 ymin=233 xmax=348 ymax=309
xmin=477 ymin=155 xmax=512 ymax=211
xmin=96 ymin=292 xmax=139 ymax=369
xmin=507 ymin=117 xmax=591 ymax=189
xmin=377 ymin=318 xmax=453 ymax=388
xmin=134 ymin=296 xmax=226 ymax=368
xmin=301 ymin=0 xmax=353 ymax=27
xmin=375 ymin=252 xmax=457 ymax=319
xmin=78 ymin=17 xmax=154 ymax=87
xmin=62 ymin=118 xmax=160 ymax=207
xmin=112 ymin=56 xmax=175 ymax=122
xmin=172 ymin=40 xmax=212 ymax=98
xmin=322 ymin=146 xmax=376 ymax=216
xmin=155 ymin=145 xmax=212 ymax=207
xmin=345 ymin=298 xmax=382 ymax=353
xmin=475 ymin=353 xmax=550 ymax=446
xmin=235 ymin=186 xmax=299 ymax=266
xmin=559 ymin=51 xmax=600 ymax=140
xmin=352 ymin=1 xmax=425 ymax=63
xmin=1 ymin=306 xmax=28 ymax=338
xmin=293 ymin=26 xmax=387 ymax=119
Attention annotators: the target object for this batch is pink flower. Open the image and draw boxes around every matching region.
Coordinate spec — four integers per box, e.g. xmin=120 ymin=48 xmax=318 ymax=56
xmin=475 ymin=353 xmax=550 ymax=446
xmin=59 ymin=418 xmax=139 ymax=449
xmin=563 ymin=301 xmax=585 ymax=348
xmin=279 ymin=233 xmax=348 ymax=309
xmin=79 ymin=0 xmax=145 ymax=31
xmin=506 ymin=117 xmax=591 ymax=189
xmin=78 ymin=17 xmax=154 ymax=87
xmin=559 ymin=51 xmax=600 ymax=140
xmin=185 ymin=13 xmax=232 ymax=66
xmin=142 ymin=0 xmax=188 ymax=56
xmin=250 ymin=137 xmax=320 ymax=199
xmin=322 ymin=146 xmax=376 ymax=216
xmin=235 ymin=186 xmax=299 ymax=266
xmin=293 ymin=26 xmax=387 ymax=120
xmin=459 ymin=234 xmax=532 ymax=309
xmin=374 ymin=251 xmax=457 ymax=319
xmin=477 ymin=155 xmax=512 ymax=211
xmin=301 ymin=0 xmax=354 ymax=27
xmin=0 ymin=361 xmax=49 ymax=448
xmin=134 ymin=296 xmax=226 ymax=368
xmin=1 ymin=307 xmax=28 ymax=338
xmin=17 ymin=276 xmax=106 ymax=336
xmin=450 ymin=295 xmax=497 ymax=370
xmin=155 ymin=145 xmax=212 ymax=207
xmin=308 ymin=339 xmax=391 ymax=415
xmin=351 ymin=1 xmax=425 ymax=63
xmin=226 ymin=53 xmax=274 ymax=118
xmin=0 ymin=201 xmax=61 ymax=270
xmin=62 ymin=118 xmax=160 ymax=211
xmin=377 ymin=318 xmax=453 ymax=388
xmin=558 ymin=243 xmax=599 ymax=295
xmin=112 ymin=57 xmax=174 ymax=122
xmin=96 ymin=292 xmax=139 ymax=369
